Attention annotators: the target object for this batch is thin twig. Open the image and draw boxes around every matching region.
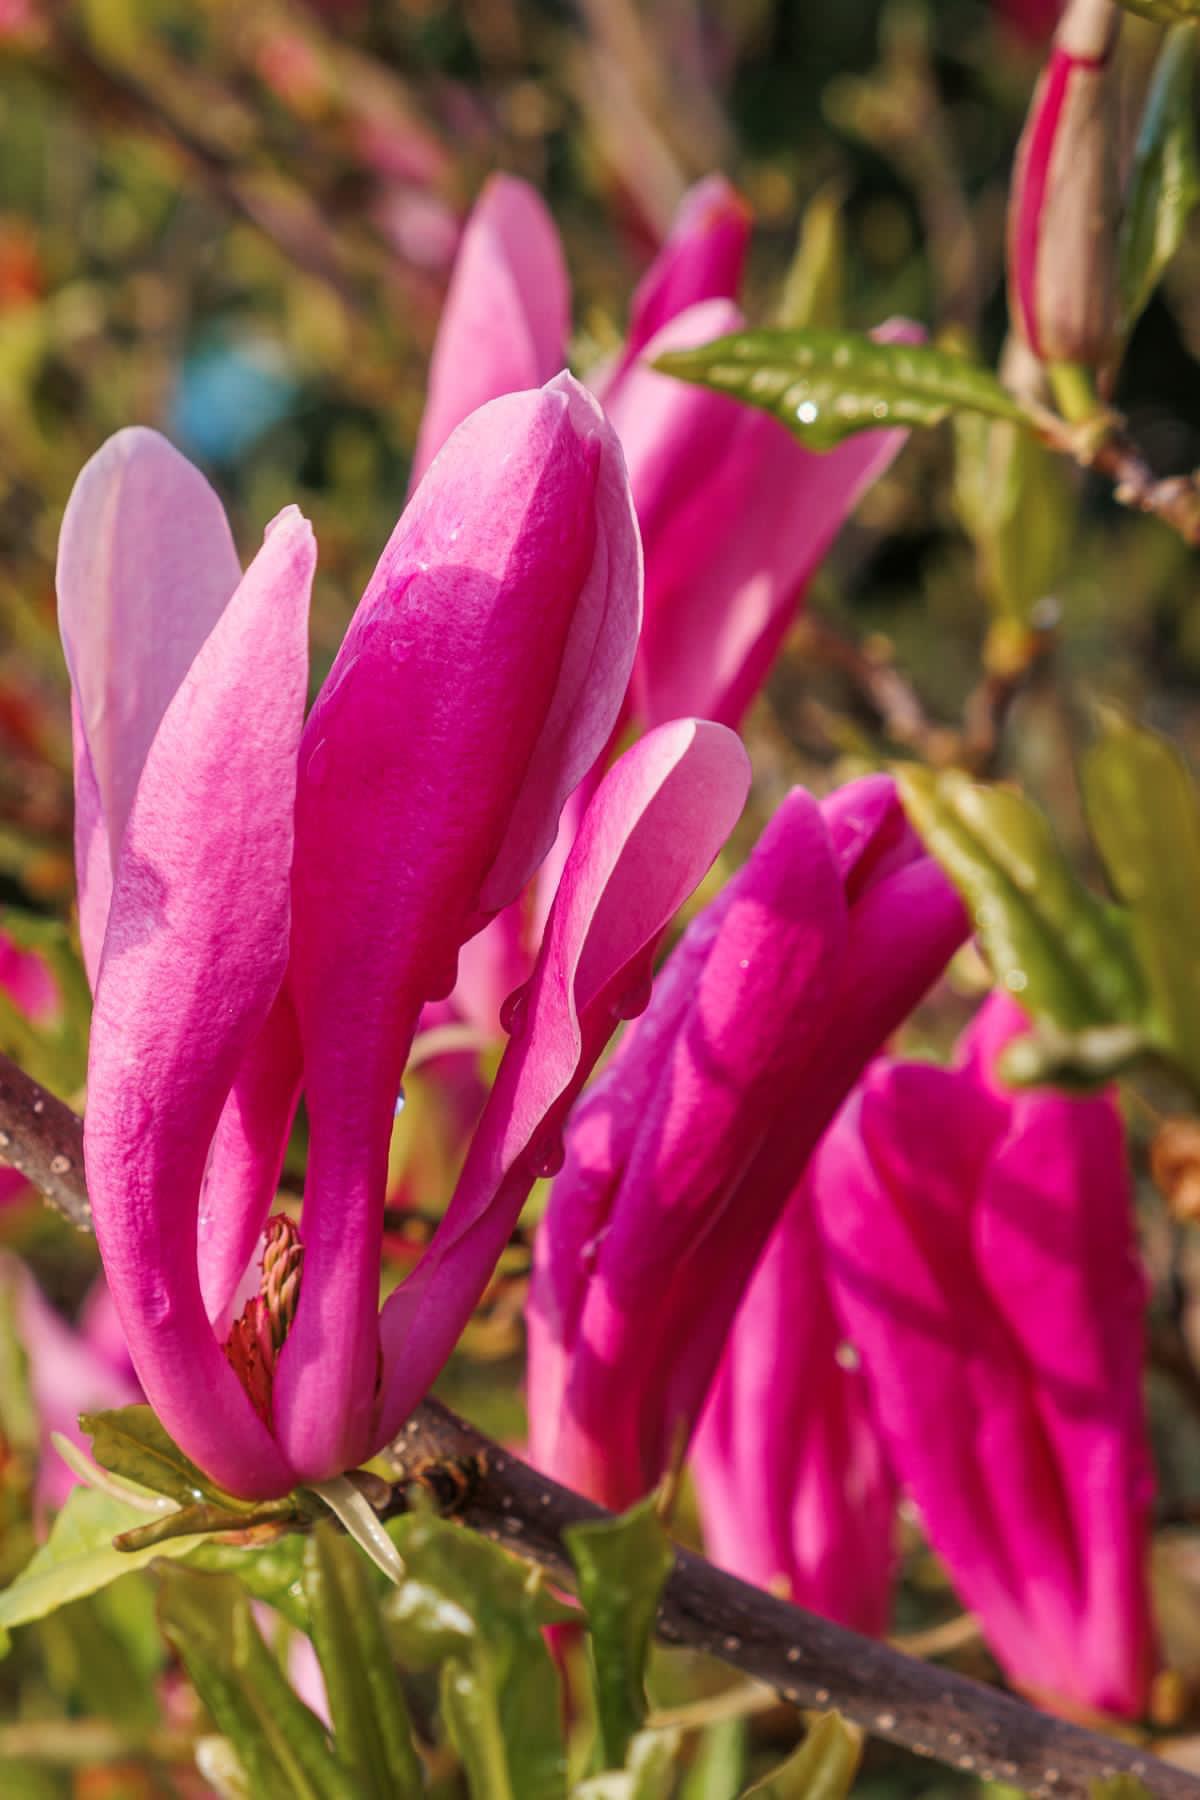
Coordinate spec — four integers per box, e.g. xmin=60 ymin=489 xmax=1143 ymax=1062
xmin=7 ymin=1065 xmax=1200 ymax=1798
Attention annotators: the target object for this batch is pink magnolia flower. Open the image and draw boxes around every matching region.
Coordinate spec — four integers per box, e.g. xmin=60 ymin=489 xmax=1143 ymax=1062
xmin=414 ymin=170 xmax=911 ymax=734
xmin=419 ymin=174 xmax=916 ymax=1038
xmin=813 ymin=994 xmax=1156 ymax=1718
xmin=691 ymin=1184 xmax=898 ymax=1636
xmin=59 ymin=405 xmax=749 ymax=1499
xmin=526 ymin=775 xmax=967 ymax=1509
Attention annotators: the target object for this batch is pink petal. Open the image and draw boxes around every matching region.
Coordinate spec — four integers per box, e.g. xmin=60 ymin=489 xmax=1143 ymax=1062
xmin=612 ymin=308 xmax=915 ymax=729
xmin=528 ymin=788 xmax=848 ymax=1504
xmin=410 ymin=175 xmax=570 ymax=487
xmin=597 ymin=174 xmax=751 ymax=400
xmin=815 ymin=1003 xmax=1156 ymax=1717
xmin=376 ymin=718 xmax=751 ymax=1443
xmin=693 ymin=1184 xmax=897 ymax=1635
xmin=84 ymin=508 xmax=314 ymax=1500
xmin=56 ymin=429 xmax=242 ymax=982
xmin=275 ymin=377 xmax=641 ymax=1479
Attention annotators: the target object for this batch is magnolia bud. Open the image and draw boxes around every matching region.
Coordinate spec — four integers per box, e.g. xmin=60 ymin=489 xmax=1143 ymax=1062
xmin=1007 ymin=0 xmax=1122 ymax=369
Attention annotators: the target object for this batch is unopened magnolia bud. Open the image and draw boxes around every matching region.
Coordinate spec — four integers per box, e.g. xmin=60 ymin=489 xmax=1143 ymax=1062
xmin=1007 ymin=0 xmax=1122 ymax=368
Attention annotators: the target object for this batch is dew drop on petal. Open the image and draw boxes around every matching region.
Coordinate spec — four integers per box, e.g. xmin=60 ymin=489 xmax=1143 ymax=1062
xmin=529 ymin=1130 xmax=566 ymax=1180
xmin=499 ymin=983 xmax=528 ymax=1037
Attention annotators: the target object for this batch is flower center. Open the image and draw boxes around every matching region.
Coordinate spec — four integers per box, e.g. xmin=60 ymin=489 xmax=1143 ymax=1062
xmin=223 ymin=1213 xmax=303 ymax=1428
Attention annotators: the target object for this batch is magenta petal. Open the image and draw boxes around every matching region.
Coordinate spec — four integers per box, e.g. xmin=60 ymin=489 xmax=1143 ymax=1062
xmin=693 ymin=1184 xmax=897 ymax=1635
xmin=410 ymin=174 xmax=570 ymax=486
xmin=85 ymin=509 xmax=314 ymax=1500
xmin=375 ymin=718 xmax=751 ymax=1443
xmin=528 ymin=788 xmax=849 ymax=1505
xmin=612 ymin=310 xmax=918 ymax=729
xmin=276 ymin=378 xmax=641 ymax=1480
xmin=598 ymin=175 xmax=751 ymax=399
xmin=56 ymin=429 xmax=242 ymax=982
xmin=815 ymin=1003 xmax=1156 ymax=1717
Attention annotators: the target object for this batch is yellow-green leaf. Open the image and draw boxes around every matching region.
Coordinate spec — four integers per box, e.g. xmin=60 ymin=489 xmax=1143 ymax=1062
xmin=1120 ymin=25 xmax=1200 ymax=329
xmin=654 ymin=331 xmax=1025 ymax=452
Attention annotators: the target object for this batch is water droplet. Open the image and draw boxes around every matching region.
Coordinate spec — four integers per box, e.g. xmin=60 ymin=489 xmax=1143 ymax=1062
xmin=528 ymin=1130 xmax=565 ymax=1180
xmin=49 ymin=1154 xmax=70 ymax=1174
xmin=796 ymin=400 xmax=820 ymax=424
xmin=1004 ymin=969 xmax=1029 ymax=993
xmin=32 ymin=1097 xmax=44 ymax=1114
xmin=394 ymin=1087 xmax=407 ymax=1117
xmin=306 ymin=738 xmax=329 ymax=787
xmin=580 ymin=1227 xmax=609 ymax=1273
xmin=834 ymin=1340 xmax=861 ymax=1372
xmin=612 ymin=967 xmax=653 ymax=1021
xmin=499 ymin=983 xmax=528 ymax=1037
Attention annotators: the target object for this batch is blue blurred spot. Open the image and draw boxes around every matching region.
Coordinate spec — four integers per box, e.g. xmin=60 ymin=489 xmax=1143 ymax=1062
xmin=170 ymin=339 xmax=296 ymax=464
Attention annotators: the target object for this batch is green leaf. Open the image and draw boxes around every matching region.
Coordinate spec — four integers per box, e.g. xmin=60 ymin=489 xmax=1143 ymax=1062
xmin=441 ymin=1653 xmax=514 ymax=1800
xmin=303 ymin=1523 xmax=422 ymax=1799
xmin=0 ymin=1488 xmax=204 ymax=1634
xmin=680 ymin=1719 xmax=747 ymax=1800
xmin=653 ymin=330 xmax=1025 ymax=452
xmin=952 ymin=411 xmax=1072 ymax=622
xmin=898 ymin=767 xmax=1145 ymax=1037
xmin=1114 ymin=0 xmax=1200 ymax=23
xmin=564 ymin=1496 xmax=675 ymax=1771
xmin=384 ymin=1509 xmax=568 ymax=1800
xmin=189 ymin=1532 xmax=310 ymax=1630
xmin=1091 ymin=1780 xmax=1154 ymax=1800
xmin=778 ymin=184 xmax=845 ymax=329
xmin=1120 ymin=24 xmax=1200 ymax=329
xmin=574 ymin=1729 xmax=682 ymax=1800
xmin=1082 ymin=714 xmax=1200 ymax=1088
xmin=82 ymin=1405 xmax=259 ymax=1511
xmin=741 ymin=1712 xmax=862 ymax=1798
xmin=157 ymin=1563 xmax=352 ymax=1800
xmin=36 ymin=1586 xmax=161 ymax=1731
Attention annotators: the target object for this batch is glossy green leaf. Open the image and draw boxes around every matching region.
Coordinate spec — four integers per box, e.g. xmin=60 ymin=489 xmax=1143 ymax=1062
xmin=899 ymin=766 xmax=1144 ymax=1034
xmin=303 ymin=1523 xmax=422 ymax=1799
xmin=653 ymin=331 xmax=1025 ymax=452
xmin=564 ymin=1496 xmax=675 ymax=1771
xmin=157 ymin=1563 xmax=351 ymax=1800
xmin=384 ymin=1509 xmax=568 ymax=1800
xmin=1120 ymin=25 xmax=1200 ymax=329
xmin=778 ymin=184 xmax=845 ymax=329
xmin=741 ymin=1713 xmax=862 ymax=1798
xmin=0 ymin=1488 xmax=205 ymax=1635
xmin=82 ymin=1405 xmax=259 ymax=1510
xmin=575 ymin=1729 xmax=682 ymax=1799
xmin=952 ymin=412 xmax=1072 ymax=621
xmin=1082 ymin=714 xmax=1200 ymax=1089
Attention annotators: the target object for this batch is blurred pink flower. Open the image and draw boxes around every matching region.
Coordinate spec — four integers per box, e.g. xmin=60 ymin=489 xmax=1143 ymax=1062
xmin=1 ymin=1259 xmax=140 ymax=1516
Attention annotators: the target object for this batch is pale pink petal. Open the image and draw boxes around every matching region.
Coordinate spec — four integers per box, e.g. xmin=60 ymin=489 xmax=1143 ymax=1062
xmin=85 ymin=510 xmax=314 ymax=1500
xmin=56 ymin=429 xmax=242 ymax=981
xmin=410 ymin=174 xmax=570 ymax=486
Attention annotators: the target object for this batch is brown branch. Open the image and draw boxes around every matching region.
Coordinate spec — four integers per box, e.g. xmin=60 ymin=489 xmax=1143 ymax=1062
xmin=5 ymin=1058 xmax=1200 ymax=1798
xmin=1028 ymin=404 xmax=1200 ymax=549
xmin=0 ymin=1052 xmax=89 ymax=1230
